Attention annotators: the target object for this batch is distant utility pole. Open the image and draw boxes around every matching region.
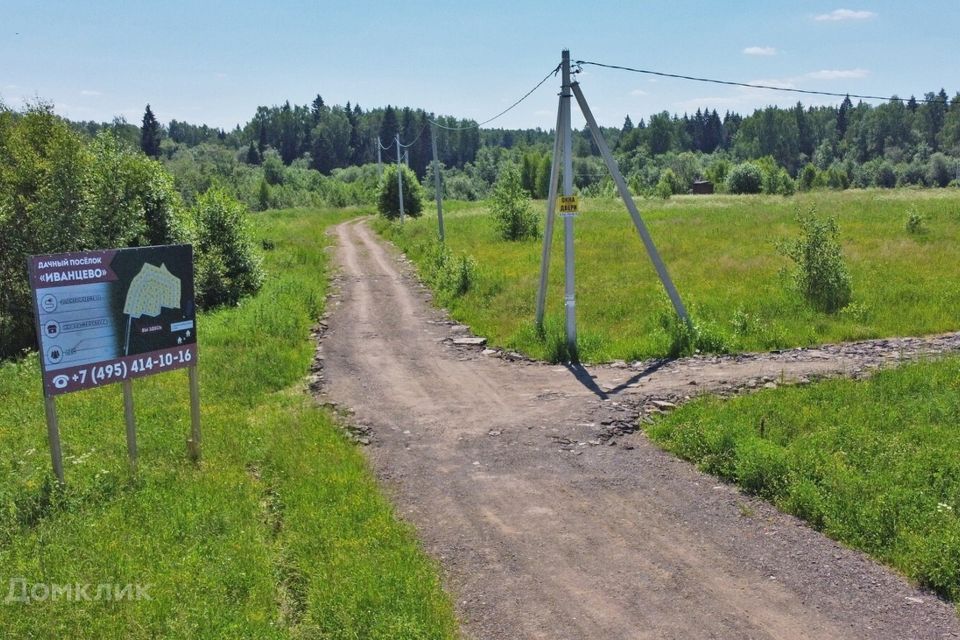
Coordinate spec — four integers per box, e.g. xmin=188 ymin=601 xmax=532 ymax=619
xmin=431 ymin=123 xmax=445 ymax=242
xmin=376 ymin=136 xmax=383 ymax=177
xmin=395 ymin=133 xmax=405 ymax=221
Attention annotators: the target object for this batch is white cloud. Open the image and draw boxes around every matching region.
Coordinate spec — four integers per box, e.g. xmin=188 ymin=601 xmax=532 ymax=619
xmin=806 ymin=68 xmax=869 ymax=80
xmin=743 ymin=46 xmax=777 ymax=56
xmin=629 ymin=88 xmax=648 ymax=96
xmin=80 ymin=89 xmax=102 ymax=96
xmin=747 ymin=77 xmax=797 ymax=90
xmin=814 ymin=9 xmax=876 ymax=21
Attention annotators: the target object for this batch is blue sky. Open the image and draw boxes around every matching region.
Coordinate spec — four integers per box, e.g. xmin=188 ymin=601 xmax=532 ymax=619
xmin=3 ymin=1 xmax=959 ymax=132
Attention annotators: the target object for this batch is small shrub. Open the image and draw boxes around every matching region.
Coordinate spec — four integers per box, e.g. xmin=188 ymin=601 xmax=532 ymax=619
xmin=377 ymin=164 xmax=423 ymax=220
xmin=905 ymin=208 xmax=927 ymax=234
xmin=425 ymin=241 xmax=476 ymax=302
xmin=654 ymin=177 xmax=673 ymax=200
xmin=825 ymin=163 xmax=850 ymax=190
xmin=730 ymin=308 xmax=755 ymax=336
xmin=192 ymin=187 xmax=263 ymax=308
xmin=262 ymin=149 xmax=285 ymax=186
xmin=726 ymin=162 xmax=763 ymax=194
xmin=662 ymin=312 xmax=729 ymax=357
xmin=777 ymin=207 xmax=852 ymax=313
xmin=763 ymin=167 xmax=796 ymax=196
xmin=838 ymin=301 xmax=870 ymax=323
xmin=876 ymin=161 xmax=897 ymax=188
xmin=257 ymin=177 xmax=271 ymax=211
xmin=490 ymin=164 xmax=539 ymax=240
xmin=798 ymin=163 xmax=818 ymax=191
xmin=927 ymin=152 xmax=953 ymax=188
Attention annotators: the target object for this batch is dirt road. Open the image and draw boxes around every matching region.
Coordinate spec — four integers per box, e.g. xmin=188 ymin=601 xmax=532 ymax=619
xmin=319 ymin=218 xmax=960 ymax=639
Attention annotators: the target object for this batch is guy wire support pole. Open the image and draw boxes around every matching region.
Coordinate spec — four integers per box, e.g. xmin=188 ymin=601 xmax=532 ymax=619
xmin=534 ymin=86 xmax=565 ymax=327
xmin=395 ymin=133 xmax=405 ymax=221
xmin=570 ymin=81 xmax=692 ymax=328
xmin=560 ymin=49 xmax=577 ymax=357
xmin=431 ymin=123 xmax=445 ymax=242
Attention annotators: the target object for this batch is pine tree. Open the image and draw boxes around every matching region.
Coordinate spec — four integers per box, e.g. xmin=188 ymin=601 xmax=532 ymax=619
xmin=622 ymin=115 xmax=634 ymax=133
xmin=379 ymin=105 xmax=398 ymax=148
xmin=246 ymin=142 xmax=261 ymax=165
xmin=311 ymin=94 xmax=325 ymax=124
xmin=836 ymin=95 xmax=853 ymax=139
xmin=140 ymin=104 xmax=162 ymax=158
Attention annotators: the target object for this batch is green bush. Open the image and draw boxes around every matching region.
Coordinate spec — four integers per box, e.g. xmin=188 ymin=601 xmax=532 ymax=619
xmin=661 ymin=311 xmax=729 ymax=357
xmin=654 ymin=167 xmax=686 ymax=199
xmin=927 ymin=152 xmax=953 ymax=188
xmin=489 ymin=164 xmax=539 ymax=240
xmin=0 ymin=105 xmax=188 ymax=357
xmin=873 ymin=161 xmax=896 ymax=188
xmin=192 ymin=187 xmax=263 ymax=308
xmin=377 ymin=163 xmax=423 ymax=220
xmin=726 ymin=162 xmax=763 ymax=194
xmin=798 ymin=163 xmax=818 ymax=191
xmin=423 ymin=240 xmax=476 ymax=304
xmin=906 ymin=208 xmax=927 ymax=234
xmin=777 ymin=207 xmax=852 ymax=313
xmin=825 ymin=163 xmax=850 ymax=190
xmin=762 ymin=166 xmax=796 ymax=196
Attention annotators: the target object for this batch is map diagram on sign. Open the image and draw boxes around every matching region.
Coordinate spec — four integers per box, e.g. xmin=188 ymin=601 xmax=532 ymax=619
xmin=123 ymin=263 xmax=182 ymax=355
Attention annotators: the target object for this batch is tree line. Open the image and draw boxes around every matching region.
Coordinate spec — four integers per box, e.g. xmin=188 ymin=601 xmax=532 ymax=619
xmin=64 ymin=84 xmax=960 ymax=211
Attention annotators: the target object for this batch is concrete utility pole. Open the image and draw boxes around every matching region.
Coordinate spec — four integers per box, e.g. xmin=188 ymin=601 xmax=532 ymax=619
xmin=535 ymin=50 xmax=692 ymax=360
xmin=377 ymin=136 xmax=383 ymax=177
xmin=560 ymin=49 xmax=577 ymax=356
xmin=396 ymin=133 xmax=405 ymax=221
xmin=431 ymin=124 xmax=445 ymax=242
xmin=534 ymin=102 xmax=564 ymax=328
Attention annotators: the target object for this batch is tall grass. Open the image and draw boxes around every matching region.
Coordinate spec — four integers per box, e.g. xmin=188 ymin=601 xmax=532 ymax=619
xmin=0 ymin=207 xmax=457 ymax=638
xmin=647 ymin=357 xmax=960 ymax=604
xmin=378 ymin=190 xmax=960 ymax=362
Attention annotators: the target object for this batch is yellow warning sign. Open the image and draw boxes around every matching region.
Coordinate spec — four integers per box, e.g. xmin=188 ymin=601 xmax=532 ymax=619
xmin=558 ymin=195 xmax=579 ymax=215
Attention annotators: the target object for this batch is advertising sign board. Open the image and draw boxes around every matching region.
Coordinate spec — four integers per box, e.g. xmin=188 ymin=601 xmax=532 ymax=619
xmin=27 ymin=245 xmax=197 ymax=397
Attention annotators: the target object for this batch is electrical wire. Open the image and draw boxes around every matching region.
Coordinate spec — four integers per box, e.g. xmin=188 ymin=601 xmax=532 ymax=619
xmin=377 ymin=138 xmax=394 ymax=151
xmin=387 ymin=62 xmax=561 ymax=150
xmin=398 ymin=124 xmax=427 ymax=148
xmin=575 ymin=59 xmax=945 ymax=104
xmin=428 ymin=62 xmax=562 ymax=132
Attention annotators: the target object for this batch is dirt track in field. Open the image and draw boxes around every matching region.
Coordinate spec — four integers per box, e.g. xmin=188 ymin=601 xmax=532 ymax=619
xmin=318 ymin=218 xmax=960 ymax=640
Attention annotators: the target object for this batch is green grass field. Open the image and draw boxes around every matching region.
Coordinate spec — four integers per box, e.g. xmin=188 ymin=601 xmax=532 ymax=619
xmin=378 ymin=189 xmax=960 ymax=362
xmin=0 ymin=208 xmax=457 ymax=639
xmin=647 ymin=356 xmax=960 ymax=604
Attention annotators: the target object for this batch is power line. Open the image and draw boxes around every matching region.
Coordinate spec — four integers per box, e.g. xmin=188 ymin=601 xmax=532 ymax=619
xmin=575 ymin=59 xmax=946 ymax=104
xmin=398 ymin=124 xmax=427 ymax=148
xmin=391 ymin=62 xmax=561 ymax=150
xmin=428 ymin=62 xmax=562 ymax=132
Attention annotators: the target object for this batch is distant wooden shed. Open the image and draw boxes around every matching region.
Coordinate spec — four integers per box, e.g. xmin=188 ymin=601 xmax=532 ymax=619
xmin=692 ymin=180 xmax=714 ymax=195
